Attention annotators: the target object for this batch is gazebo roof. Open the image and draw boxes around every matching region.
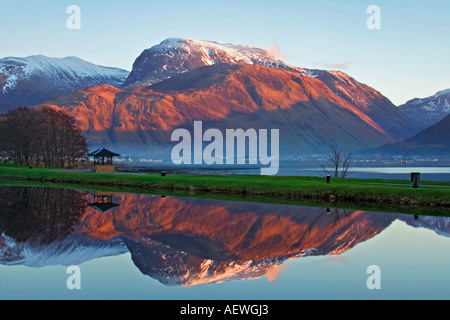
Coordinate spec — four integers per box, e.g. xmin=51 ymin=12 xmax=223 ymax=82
xmin=88 ymin=203 xmax=120 ymax=213
xmin=87 ymin=148 xmax=121 ymax=157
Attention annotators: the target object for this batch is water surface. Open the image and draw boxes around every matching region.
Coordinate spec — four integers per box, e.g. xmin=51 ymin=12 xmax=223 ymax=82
xmin=1 ymin=186 xmax=450 ymax=300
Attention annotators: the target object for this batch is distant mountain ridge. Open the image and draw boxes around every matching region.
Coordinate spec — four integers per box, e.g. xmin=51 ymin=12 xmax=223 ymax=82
xmin=0 ymin=55 xmax=129 ymax=112
xmin=398 ymin=89 xmax=450 ymax=128
xmin=374 ymin=115 xmax=450 ymax=156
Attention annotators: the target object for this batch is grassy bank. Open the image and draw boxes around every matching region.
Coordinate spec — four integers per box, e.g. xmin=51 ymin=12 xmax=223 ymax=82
xmin=0 ymin=163 xmax=449 ymax=213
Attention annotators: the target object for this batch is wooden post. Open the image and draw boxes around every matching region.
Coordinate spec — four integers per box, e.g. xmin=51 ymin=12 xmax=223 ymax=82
xmin=411 ymin=172 xmax=420 ymax=182
xmin=412 ymin=172 xmax=420 ymax=188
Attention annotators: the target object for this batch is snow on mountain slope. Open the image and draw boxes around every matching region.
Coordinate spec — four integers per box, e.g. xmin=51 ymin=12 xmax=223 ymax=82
xmin=0 ymin=55 xmax=129 ymax=112
xmin=398 ymin=89 xmax=450 ymax=128
xmin=400 ymin=215 xmax=450 ymax=238
xmin=0 ymin=232 xmax=127 ymax=268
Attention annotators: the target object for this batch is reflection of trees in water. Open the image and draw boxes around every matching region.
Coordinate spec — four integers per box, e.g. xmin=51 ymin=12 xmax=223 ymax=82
xmin=0 ymin=187 xmax=88 ymax=244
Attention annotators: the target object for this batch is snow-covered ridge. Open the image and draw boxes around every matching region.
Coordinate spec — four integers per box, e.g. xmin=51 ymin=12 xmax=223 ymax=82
xmin=403 ymin=88 xmax=450 ymax=105
xmin=0 ymin=55 xmax=129 ymax=94
xmin=399 ymin=88 xmax=450 ymax=127
xmin=400 ymin=216 xmax=450 ymax=238
xmin=0 ymin=232 xmax=127 ymax=268
xmin=153 ymin=38 xmax=285 ymax=67
xmin=434 ymin=88 xmax=450 ymax=98
xmin=2 ymin=55 xmax=128 ymax=78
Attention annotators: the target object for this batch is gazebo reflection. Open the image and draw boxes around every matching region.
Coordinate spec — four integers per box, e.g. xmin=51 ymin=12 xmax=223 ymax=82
xmin=87 ymin=192 xmax=120 ymax=213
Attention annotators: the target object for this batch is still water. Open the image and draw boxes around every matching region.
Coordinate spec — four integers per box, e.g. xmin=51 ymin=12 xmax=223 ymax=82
xmin=1 ymin=186 xmax=450 ymax=300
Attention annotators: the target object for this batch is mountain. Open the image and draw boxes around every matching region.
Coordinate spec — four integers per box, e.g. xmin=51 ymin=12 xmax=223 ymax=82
xmin=123 ymin=38 xmax=420 ymax=141
xmin=39 ymin=39 xmax=421 ymax=156
xmin=374 ymin=115 xmax=450 ymax=156
xmin=42 ymin=64 xmax=410 ymax=156
xmin=0 ymin=55 xmax=129 ymax=112
xmin=398 ymin=89 xmax=450 ymax=129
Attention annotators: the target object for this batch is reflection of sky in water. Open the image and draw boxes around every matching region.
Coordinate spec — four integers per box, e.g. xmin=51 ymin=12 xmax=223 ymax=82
xmin=1 ymin=220 xmax=450 ymax=300
xmin=2 ymin=207 xmax=450 ymax=299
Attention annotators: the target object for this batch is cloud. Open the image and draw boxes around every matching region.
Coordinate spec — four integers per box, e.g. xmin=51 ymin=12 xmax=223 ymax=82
xmin=266 ymin=42 xmax=287 ymax=61
xmin=313 ymin=61 xmax=352 ymax=71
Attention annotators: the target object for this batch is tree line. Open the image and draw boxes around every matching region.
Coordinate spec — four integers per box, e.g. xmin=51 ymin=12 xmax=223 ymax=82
xmin=0 ymin=106 xmax=87 ymax=168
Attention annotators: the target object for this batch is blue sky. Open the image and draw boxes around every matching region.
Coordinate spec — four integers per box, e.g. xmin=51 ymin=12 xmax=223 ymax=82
xmin=1 ymin=0 xmax=449 ymax=105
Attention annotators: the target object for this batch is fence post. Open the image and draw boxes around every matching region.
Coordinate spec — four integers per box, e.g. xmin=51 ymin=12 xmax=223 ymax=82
xmin=411 ymin=172 xmax=420 ymax=188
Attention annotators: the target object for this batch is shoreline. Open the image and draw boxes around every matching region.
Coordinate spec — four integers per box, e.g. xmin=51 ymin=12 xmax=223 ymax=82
xmin=0 ymin=164 xmax=449 ymax=215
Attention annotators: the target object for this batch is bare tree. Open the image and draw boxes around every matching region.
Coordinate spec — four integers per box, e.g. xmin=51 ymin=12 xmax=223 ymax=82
xmin=320 ymin=145 xmax=352 ymax=178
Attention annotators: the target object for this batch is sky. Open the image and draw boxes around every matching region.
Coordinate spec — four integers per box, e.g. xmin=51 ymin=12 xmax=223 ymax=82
xmin=0 ymin=0 xmax=449 ymax=105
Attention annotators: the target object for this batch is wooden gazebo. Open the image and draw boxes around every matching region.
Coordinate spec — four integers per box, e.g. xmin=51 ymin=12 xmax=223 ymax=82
xmin=87 ymin=148 xmax=120 ymax=172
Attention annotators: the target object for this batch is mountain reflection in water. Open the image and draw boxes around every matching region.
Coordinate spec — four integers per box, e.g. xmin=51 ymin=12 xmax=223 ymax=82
xmin=0 ymin=186 xmax=449 ymax=286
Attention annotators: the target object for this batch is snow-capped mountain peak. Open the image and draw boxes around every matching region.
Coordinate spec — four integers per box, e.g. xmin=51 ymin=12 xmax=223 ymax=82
xmin=122 ymin=38 xmax=305 ymax=87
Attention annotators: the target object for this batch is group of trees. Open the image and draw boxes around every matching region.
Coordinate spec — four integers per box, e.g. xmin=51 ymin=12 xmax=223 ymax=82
xmin=0 ymin=106 xmax=87 ymax=168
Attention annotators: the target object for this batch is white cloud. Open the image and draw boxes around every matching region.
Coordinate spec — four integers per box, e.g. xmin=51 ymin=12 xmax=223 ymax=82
xmin=266 ymin=42 xmax=287 ymax=61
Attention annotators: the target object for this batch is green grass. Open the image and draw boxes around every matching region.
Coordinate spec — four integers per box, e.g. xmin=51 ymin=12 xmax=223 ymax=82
xmin=0 ymin=163 xmax=448 ymax=215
